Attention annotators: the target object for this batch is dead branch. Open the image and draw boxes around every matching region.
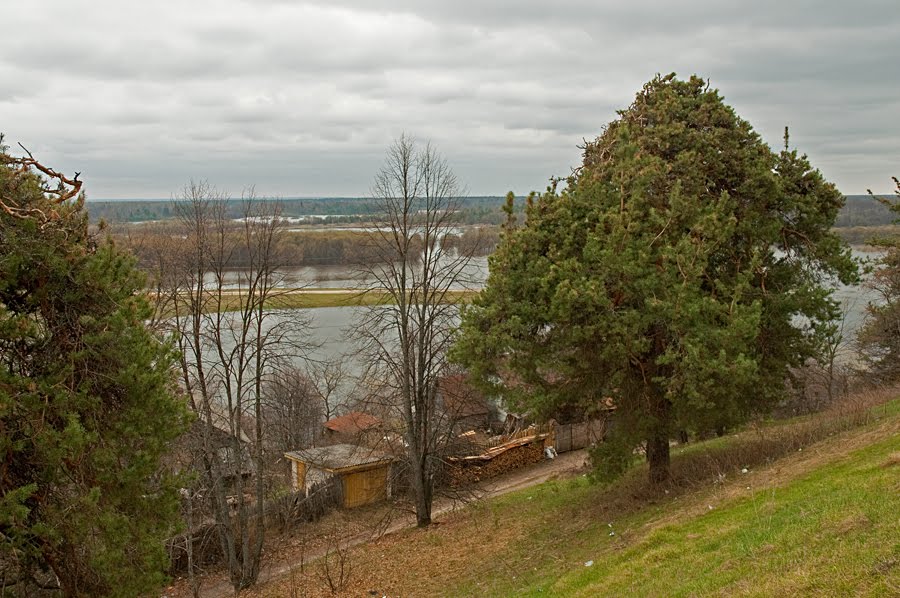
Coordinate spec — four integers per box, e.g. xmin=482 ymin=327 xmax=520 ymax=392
xmin=1 ymin=144 xmax=84 ymax=227
xmin=14 ymin=143 xmax=83 ymax=204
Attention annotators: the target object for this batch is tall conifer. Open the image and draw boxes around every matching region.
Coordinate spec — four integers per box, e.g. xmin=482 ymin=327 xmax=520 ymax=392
xmin=453 ymin=75 xmax=857 ymax=483
xmin=0 ymin=138 xmax=189 ymax=595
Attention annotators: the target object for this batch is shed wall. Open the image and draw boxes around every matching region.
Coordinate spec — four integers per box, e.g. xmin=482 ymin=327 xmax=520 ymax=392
xmin=555 ymin=419 xmax=608 ymax=453
xmin=341 ymin=465 xmax=390 ymax=508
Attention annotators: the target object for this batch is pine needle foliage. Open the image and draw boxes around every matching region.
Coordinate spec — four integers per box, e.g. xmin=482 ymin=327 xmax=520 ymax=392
xmin=453 ymin=75 xmax=858 ymax=484
xmin=0 ymin=137 xmax=190 ymax=595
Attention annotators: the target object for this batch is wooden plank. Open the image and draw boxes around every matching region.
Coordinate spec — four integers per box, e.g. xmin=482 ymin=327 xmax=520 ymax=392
xmin=342 ymin=466 xmax=388 ymax=508
xmin=292 ymin=461 xmax=307 ymax=492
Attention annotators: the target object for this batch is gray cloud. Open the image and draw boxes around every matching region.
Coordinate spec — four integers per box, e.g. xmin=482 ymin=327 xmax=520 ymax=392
xmin=1 ymin=0 xmax=898 ymax=198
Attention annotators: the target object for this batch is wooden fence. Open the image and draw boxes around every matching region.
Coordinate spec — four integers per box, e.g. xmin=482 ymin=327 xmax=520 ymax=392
xmin=167 ymin=478 xmax=342 ymax=575
xmin=554 ymin=419 xmax=608 ymax=453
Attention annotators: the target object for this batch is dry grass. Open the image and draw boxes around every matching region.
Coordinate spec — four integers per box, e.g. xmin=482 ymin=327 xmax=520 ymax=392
xmin=170 ymin=386 xmax=900 ymax=597
xmin=881 ymin=452 xmax=900 ymax=468
xmin=662 ymin=386 xmax=898 ymax=493
xmin=153 ymin=288 xmax=478 ymax=317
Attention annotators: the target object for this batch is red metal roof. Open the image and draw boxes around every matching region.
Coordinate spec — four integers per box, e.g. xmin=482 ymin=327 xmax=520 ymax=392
xmin=323 ymin=411 xmax=381 ymax=434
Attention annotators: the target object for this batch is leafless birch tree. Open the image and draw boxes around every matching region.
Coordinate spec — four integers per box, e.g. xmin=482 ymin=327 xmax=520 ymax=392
xmin=260 ymin=363 xmax=330 ymax=457
xmin=352 ymin=135 xmax=480 ymax=527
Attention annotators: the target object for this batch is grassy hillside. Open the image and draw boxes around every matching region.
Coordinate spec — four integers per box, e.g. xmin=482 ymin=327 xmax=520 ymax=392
xmin=249 ymin=391 xmax=900 ymax=597
xmin=523 ymin=421 xmax=900 ymax=596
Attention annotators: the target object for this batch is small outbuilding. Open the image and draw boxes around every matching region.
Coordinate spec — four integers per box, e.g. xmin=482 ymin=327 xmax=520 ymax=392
xmin=284 ymin=444 xmax=394 ymax=509
xmin=322 ymin=411 xmax=383 ymax=446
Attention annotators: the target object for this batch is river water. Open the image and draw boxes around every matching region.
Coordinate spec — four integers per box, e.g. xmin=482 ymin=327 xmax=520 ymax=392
xmin=207 ymin=257 xmax=490 ymax=290
xmin=192 ymin=248 xmax=882 ymax=408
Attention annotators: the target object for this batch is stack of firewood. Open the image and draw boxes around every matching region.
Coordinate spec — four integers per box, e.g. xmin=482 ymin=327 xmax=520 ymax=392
xmin=447 ymin=441 xmax=545 ymax=486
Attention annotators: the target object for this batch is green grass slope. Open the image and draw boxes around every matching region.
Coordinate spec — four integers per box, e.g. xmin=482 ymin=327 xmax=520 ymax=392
xmin=535 ymin=431 xmax=899 ymax=597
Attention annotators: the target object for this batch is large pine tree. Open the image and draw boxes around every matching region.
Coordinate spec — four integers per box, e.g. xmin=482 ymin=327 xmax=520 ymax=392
xmin=0 ymin=138 xmax=189 ymax=595
xmin=453 ymin=75 xmax=857 ymax=484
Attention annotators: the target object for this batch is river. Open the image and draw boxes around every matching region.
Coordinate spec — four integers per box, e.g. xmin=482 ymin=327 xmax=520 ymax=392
xmin=189 ymin=248 xmax=882 ymax=408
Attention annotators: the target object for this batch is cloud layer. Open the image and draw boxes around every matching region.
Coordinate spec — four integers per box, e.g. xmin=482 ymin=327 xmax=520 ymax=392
xmin=2 ymin=0 xmax=898 ymax=197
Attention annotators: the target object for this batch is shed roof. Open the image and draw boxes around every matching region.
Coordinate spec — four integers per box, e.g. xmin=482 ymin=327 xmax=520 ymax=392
xmin=323 ymin=411 xmax=381 ymax=435
xmin=284 ymin=444 xmax=392 ymax=471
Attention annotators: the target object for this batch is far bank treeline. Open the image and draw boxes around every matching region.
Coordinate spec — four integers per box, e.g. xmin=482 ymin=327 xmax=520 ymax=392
xmin=88 ymin=195 xmax=517 ymax=225
xmin=96 ymin=196 xmax=899 ymax=266
xmin=89 ymin=194 xmax=897 ymax=229
xmin=114 ymin=220 xmax=499 ymax=272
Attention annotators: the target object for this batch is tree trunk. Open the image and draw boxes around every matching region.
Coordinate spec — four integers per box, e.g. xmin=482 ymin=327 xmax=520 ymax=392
xmin=644 ymin=375 xmax=671 ymax=484
xmin=646 ymin=430 xmax=671 ymax=484
xmin=415 ymin=493 xmax=432 ymax=528
xmin=409 ymin=452 xmax=433 ymax=527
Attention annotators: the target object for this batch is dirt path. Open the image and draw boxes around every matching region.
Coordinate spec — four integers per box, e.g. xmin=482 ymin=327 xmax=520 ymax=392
xmin=171 ymin=450 xmax=588 ymax=598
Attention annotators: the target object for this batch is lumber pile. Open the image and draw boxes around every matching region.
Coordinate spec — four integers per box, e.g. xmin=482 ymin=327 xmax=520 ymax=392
xmin=447 ymin=441 xmax=545 ymax=486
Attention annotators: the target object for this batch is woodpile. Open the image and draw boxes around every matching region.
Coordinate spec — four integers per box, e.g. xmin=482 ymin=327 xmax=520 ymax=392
xmin=446 ymin=441 xmax=545 ymax=486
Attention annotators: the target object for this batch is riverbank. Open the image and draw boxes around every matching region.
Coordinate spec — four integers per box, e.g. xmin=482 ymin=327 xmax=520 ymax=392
xmin=153 ymin=287 xmax=480 ymax=316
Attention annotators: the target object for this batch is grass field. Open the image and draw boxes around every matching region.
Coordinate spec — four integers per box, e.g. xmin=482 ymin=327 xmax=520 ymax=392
xmin=248 ymin=389 xmax=900 ymax=597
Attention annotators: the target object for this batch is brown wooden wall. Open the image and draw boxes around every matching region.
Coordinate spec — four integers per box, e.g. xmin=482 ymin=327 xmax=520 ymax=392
xmin=341 ymin=465 xmax=390 ymax=508
xmin=291 ymin=460 xmax=307 ymax=492
xmin=555 ymin=419 xmax=608 ymax=453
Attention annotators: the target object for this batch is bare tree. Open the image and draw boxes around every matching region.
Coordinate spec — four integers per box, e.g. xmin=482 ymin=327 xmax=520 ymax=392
xmin=352 ymin=135 xmax=480 ymax=527
xmin=261 ymin=364 xmax=324 ymax=455
xmin=858 ymin=178 xmax=900 ymax=383
xmin=260 ymin=356 xmax=353 ymax=463
xmin=819 ymin=299 xmax=855 ymax=403
xmin=162 ymin=181 xmax=310 ymax=591
xmin=787 ymin=300 xmax=856 ymax=415
xmin=312 ymin=358 xmax=348 ymax=422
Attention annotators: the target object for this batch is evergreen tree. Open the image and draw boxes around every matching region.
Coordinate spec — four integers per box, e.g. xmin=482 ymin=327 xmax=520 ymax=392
xmin=453 ymin=75 xmax=857 ymax=484
xmin=0 ymin=137 xmax=189 ymax=595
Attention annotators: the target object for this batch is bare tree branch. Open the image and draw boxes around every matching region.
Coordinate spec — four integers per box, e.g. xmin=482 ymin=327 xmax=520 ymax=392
xmin=351 ymin=135 xmax=479 ymax=527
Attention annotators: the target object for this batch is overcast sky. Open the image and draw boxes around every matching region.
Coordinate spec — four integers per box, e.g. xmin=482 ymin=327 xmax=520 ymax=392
xmin=2 ymin=1 xmax=898 ymax=199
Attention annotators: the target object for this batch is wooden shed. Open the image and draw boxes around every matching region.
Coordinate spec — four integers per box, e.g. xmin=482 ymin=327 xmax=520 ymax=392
xmin=284 ymin=444 xmax=394 ymax=509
